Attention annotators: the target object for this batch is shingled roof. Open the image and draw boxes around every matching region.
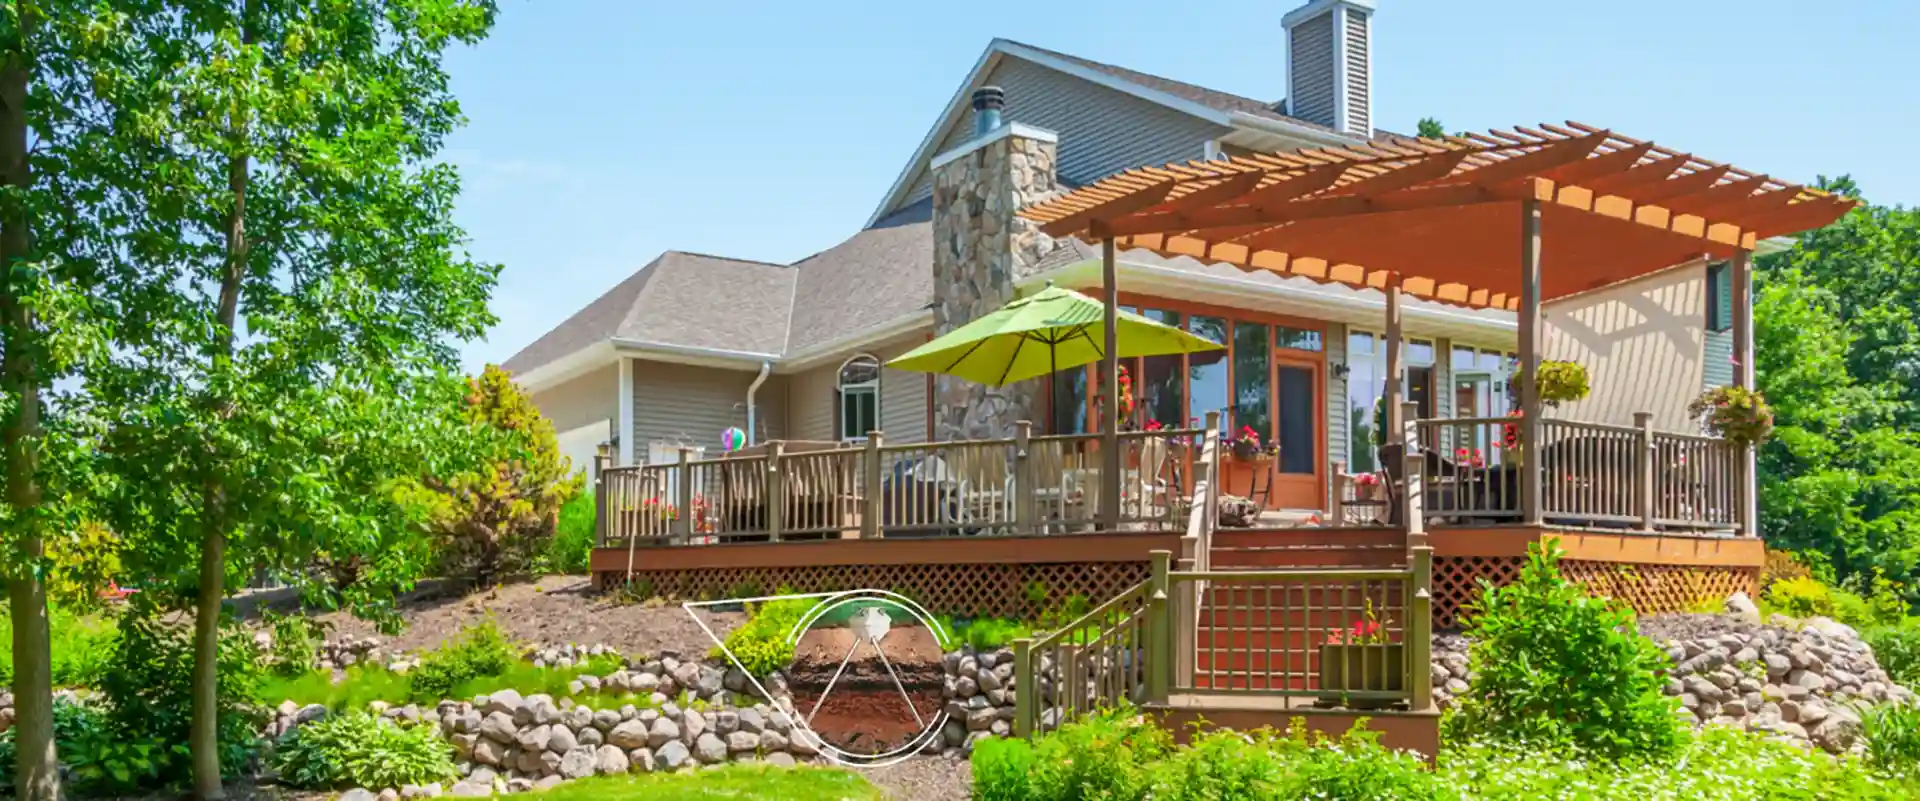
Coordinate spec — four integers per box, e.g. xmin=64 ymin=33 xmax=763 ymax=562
xmin=1009 ymin=40 xmax=1333 ymax=132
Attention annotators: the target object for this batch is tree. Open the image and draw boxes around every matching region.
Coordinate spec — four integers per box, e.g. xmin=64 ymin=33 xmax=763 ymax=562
xmin=412 ymin=365 xmax=582 ymax=588
xmin=81 ymin=2 xmax=500 ymax=796
xmin=1416 ymin=117 xmax=1447 ymax=139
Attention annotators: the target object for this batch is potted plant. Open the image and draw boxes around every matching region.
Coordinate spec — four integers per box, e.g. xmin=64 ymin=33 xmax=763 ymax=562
xmin=1226 ymin=426 xmax=1270 ymax=462
xmin=1318 ymin=601 xmax=1403 ymax=709
xmin=1350 ymin=471 xmax=1382 ymax=501
xmin=1689 ymin=386 xmax=1774 ymax=446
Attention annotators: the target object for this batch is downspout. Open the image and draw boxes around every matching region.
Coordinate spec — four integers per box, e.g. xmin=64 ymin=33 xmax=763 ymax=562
xmin=745 ymin=361 xmax=773 ymax=444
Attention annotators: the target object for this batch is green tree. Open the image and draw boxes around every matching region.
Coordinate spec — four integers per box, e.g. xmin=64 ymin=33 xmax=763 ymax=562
xmin=79 ymin=2 xmax=500 ymax=796
xmin=412 ymin=365 xmax=583 ymax=588
xmin=1416 ymin=117 xmax=1447 ymax=139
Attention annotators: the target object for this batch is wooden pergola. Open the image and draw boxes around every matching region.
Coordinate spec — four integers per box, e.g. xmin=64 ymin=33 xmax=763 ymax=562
xmin=1019 ymin=122 xmax=1857 ymax=531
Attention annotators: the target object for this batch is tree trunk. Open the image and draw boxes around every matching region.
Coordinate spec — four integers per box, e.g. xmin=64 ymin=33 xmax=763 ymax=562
xmin=0 ymin=4 xmax=58 ymax=799
xmin=192 ymin=72 xmax=251 ymax=800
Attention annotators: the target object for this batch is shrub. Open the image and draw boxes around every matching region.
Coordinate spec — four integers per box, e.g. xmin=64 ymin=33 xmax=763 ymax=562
xmin=1147 ymin=728 xmax=1285 ymax=800
xmin=260 ymin=665 xmax=416 ymax=710
xmin=1266 ymin=723 xmax=1444 ymax=800
xmin=1022 ymin=706 xmax=1171 ymax=801
xmin=272 ymin=711 xmax=458 ymax=789
xmin=543 ymin=488 xmax=597 ymax=575
xmin=1864 ymin=623 xmax=1920 ymax=688
xmin=0 ymin=699 xmax=167 ymax=796
xmin=1761 ymin=548 xmax=1814 ymax=594
xmin=0 ymin=604 xmax=119 ymax=688
xmin=1766 ymin=574 xmax=1835 ymax=618
xmin=969 ymin=735 xmax=1038 ymax=801
xmin=714 ymin=596 xmax=813 ymax=677
xmin=100 ymin=609 xmax=264 ymax=784
xmin=265 ymin=612 xmax=329 ymax=677
xmin=408 ymin=617 xmax=517 ymax=702
xmin=1862 ymin=702 xmax=1920 ymax=776
xmin=1448 ymin=542 xmax=1686 ymax=759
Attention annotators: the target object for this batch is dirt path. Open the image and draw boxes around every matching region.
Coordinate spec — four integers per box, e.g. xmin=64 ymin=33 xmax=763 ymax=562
xmin=312 ymin=575 xmax=745 ymax=658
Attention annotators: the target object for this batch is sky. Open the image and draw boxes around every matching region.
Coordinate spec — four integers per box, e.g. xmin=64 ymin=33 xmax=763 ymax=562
xmin=442 ymin=0 xmax=1920 ymax=373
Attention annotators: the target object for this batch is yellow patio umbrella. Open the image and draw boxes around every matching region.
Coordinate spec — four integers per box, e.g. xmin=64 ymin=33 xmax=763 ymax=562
xmin=887 ymin=284 xmax=1223 ymax=388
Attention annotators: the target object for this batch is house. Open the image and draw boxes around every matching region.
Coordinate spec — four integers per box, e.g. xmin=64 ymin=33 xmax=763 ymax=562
xmin=505 ymin=0 xmax=1774 ymax=513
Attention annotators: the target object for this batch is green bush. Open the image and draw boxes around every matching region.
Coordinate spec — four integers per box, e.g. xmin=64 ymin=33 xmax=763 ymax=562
xmin=969 ymin=735 xmax=1038 ymax=801
xmin=1865 ymin=623 xmax=1920 ymax=688
xmin=449 ymin=653 xmax=625 ymax=701
xmin=1448 ymin=542 xmax=1686 ymax=760
xmin=102 ymin=608 xmax=264 ymax=784
xmin=543 ymin=489 xmax=596 ymax=575
xmin=264 ymin=611 xmax=329 ymax=677
xmin=272 ymin=710 xmax=458 ymax=789
xmin=714 ymin=596 xmax=813 ymax=677
xmin=1146 ymin=728 xmax=1285 ymax=800
xmin=0 ymin=604 xmax=119 ymax=688
xmin=408 ymin=617 xmax=517 ymax=702
xmin=977 ymin=706 xmax=1171 ymax=801
xmin=261 ymin=665 xmax=417 ymax=710
xmin=1862 ymin=702 xmax=1920 ymax=777
xmin=0 ymin=700 xmax=166 ymax=796
xmin=1765 ymin=574 xmax=1835 ymax=619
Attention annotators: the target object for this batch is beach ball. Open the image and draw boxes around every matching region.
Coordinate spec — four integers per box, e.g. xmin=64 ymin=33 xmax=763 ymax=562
xmin=720 ymin=427 xmax=747 ymax=452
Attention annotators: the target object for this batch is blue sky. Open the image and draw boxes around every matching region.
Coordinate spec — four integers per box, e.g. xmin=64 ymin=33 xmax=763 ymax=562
xmin=443 ymin=0 xmax=1918 ymax=372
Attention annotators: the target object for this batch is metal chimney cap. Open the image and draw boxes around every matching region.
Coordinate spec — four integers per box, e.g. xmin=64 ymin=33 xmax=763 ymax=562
xmin=971 ymin=85 xmax=1006 ymax=111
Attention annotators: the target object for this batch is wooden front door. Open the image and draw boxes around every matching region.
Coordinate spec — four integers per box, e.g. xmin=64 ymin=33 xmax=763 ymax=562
xmin=1266 ymin=353 xmax=1324 ymax=509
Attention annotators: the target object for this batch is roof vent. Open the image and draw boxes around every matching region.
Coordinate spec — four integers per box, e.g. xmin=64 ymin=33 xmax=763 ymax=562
xmin=1283 ymin=0 xmax=1375 ymax=136
xmin=971 ymin=85 xmax=1006 ymax=136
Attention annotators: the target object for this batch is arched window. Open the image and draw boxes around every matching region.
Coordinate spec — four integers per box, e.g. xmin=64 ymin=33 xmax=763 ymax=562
xmin=836 ymin=354 xmax=881 ymax=441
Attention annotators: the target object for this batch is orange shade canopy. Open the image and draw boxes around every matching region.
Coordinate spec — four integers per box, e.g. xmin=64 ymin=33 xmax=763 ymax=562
xmin=1018 ymin=122 xmax=1859 ymax=310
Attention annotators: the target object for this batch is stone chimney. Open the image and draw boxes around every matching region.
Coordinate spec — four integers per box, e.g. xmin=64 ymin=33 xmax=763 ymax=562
xmin=929 ymin=88 xmax=1061 ymax=440
xmin=1283 ymin=0 xmax=1375 ymax=136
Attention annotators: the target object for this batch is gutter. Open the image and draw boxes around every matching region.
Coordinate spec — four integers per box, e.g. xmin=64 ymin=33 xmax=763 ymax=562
xmin=745 ymin=361 xmax=773 ymax=445
xmin=1227 ymin=110 xmax=1366 ymax=147
xmin=608 ymin=337 xmax=782 ymax=366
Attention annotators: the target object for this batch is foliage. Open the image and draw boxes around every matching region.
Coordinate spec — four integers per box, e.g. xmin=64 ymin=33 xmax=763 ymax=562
xmin=945 ymin=616 xmax=1033 ymax=651
xmin=450 ymin=654 xmax=625 ymax=702
xmin=264 ymin=611 xmax=330 ymax=677
xmin=1262 ymin=723 xmax=1443 ymax=800
xmin=526 ymin=765 xmax=883 ymax=801
xmin=543 ymin=490 xmax=598 ymax=575
xmin=1862 ymin=702 xmax=1920 ymax=777
xmin=1535 ymin=360 xmax=1592 ymax=407
xmin=409 ymin=618 xmax=519 ymax=702
xmin=45 ymin=522 xmax=124 ymax=612
xmin=94 ymin=607 xmax=264 ymax=785
xmin=1144 ymin=728 xmax=1285 ymax=800
xmin=260 ymin=666 xmax=416 ymax=710
xmin=272 ymin=711 xmax=457 ymax=790
xmin=0 ymin=604 xmax=117 ymax=689
xmin=1690 ymin=386 xmax=1775 ymax=446
xmin=1442 ymin=725 xmax=1920 ymax=799
xmin=1417 ymin=117 xmax=1448 ymax=139
xmin=1448 ymin=542 xmax=1686 ymax=759
xmin=0 ymin=701 xmax=167 ymax=796
xmin=1760 ymin=548 xmax=1813 ymax=593
xmin=1765 ymin=574 xmax=1837 ymax=619
xmin=1863 ymin=622 xmax=1920 ymax=687
xmin=1754 ymin=184 xmax=1920 ymax=608
xmin=414 ymin=366 xmax=585 ymax=587
xmin=714 ymin=596 xmax=814 ymax=677
xmin=987 ymin=706 xmax=1172 ymax=801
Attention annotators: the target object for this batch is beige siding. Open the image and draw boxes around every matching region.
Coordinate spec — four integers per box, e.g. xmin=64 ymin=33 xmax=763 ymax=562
xmin=529 ymin=363 xmax=617 ymax=479
xmin=1325 ymin=322 xmax=1348 ymax=471
xmin=895 ymin=55 xmax=1224 ymax=211
xmin=1543 ymin=264 xmax=1709 ymax=430
xmin=786 ymin=339 xmax=931 ymax=444
xmin=1288 ymin=13 xmax=1336 ymax=127
xmin=1703 ymin=331 xmax=1734 ymax=390
xmin=629 ymin=360 xmax=788 ymax=460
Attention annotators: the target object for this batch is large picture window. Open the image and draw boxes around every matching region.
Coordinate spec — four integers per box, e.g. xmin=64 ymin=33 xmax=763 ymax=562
xmin=836 ymin=354 xmax=880 ymax=441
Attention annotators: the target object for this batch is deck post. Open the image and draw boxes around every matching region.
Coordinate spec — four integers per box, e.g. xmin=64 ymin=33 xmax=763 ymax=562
xmin=1146 ymin=550 xmax=1172 ymax=704
xmin=766 ymin=441 xmax=785 ymax=542
xmin=1517 ymin=195 xmax=1545 ymax=525
xmin=1099 ymin=233 xmax=1122 ymax=533
xmin=1329 ymin=460 xmax=1347 ymax=527
xmin=1012 ymin=638 xmax=1035 ymax=737
xmin=1408 ymin=545 xmax=1435 ymax=711
xmin=863 ymin=431 xmax=884 ymax=539
xmin=674 ymin=446 xmax=694 ymax=544
xmin=1731 ymin=248 xmax=1757 ymax=536
xmin=1634 ymin=411 xmax=1655 ymax=531
xmin=594 ymin=444 xmax=612 ymax=548
xmin=1015 ymin=420 xmax=1038 ymax=537
xmin=1401 ymin=401 xmax=1426 ymax=544
xmin=1384 ymin=280 xmax=1405 ymax=438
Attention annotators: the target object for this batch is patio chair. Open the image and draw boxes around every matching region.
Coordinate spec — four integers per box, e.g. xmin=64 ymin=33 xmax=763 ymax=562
xmin=952 ymin=445 xmax=1015 ymax=533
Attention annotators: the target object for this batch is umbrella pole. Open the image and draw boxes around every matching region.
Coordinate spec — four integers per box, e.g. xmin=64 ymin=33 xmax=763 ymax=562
xmin=1099 ymin=236 xmax=1120 ymax=531
xmin=1047 ymin=346 xmax=1057 ymax=435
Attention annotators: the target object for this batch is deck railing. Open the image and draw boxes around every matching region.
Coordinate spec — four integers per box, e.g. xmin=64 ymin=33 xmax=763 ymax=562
xmin=1410 ymin=411 xmax=1747 ymax=534
xmin=1012 ymin=547 xmax=1434 ymax=737
xmin=596 ymin=423 xmax=1217 ymax=548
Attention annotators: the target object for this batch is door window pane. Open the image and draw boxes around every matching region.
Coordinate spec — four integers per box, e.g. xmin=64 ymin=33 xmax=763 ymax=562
xmin=1233 ymin=323 xmax=1271 ymax=440
xmin=1346 ymin=331 xmax=1378 ymax=472
xmin=1188 ymin=317 xmax=1230 ymax=431
xmin=1052 ymin=369 xmax=1088 ymax=434
xmin=1276 ymin=365 xmax=1315 ymax=475
xmin=1140 ymin=310 xmax=1184 ymax=429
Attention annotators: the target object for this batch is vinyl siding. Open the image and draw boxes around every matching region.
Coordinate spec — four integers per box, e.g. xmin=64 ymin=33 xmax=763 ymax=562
xmin=1703 ymin=331 xmax=1734 ymax=390
xmin=1325 ymin=322 xmax=1349 ymax=471
xmin=894 ymin=55 xmax=1225 ymax=211
xmin=1342 ymin=9 xmax=1369 ymax=134
xmin=787 ymin=339 xmax=931 ymax=444
xmin=530 ymin=363 xmax=617 ymax=438
xmin=1542 ymin=263 xmax=1711 ymax=431
xmin=629 ymin=360 xmax=788 ymax=461
xmin=1288 ymin=13 xmax=1336 ymax=128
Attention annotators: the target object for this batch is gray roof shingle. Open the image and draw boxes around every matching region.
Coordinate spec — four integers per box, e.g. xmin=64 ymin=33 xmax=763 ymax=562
xmin=786 ymin=199 xmax=933 ymax=354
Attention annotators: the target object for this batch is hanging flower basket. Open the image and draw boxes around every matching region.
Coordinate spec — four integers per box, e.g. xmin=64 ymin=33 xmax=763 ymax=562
xmin=1536 ymin=360 xmax=1591 ymax=407
xmin=1689 ymin=386 xmax=1774 ymax=446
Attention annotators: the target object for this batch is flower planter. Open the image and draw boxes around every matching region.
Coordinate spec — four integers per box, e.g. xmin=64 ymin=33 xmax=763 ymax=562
xmin=1317 ymin=643 xmax=1405 ymax=710
xmin=1230 ymin=440 xmax=1263 ymax=462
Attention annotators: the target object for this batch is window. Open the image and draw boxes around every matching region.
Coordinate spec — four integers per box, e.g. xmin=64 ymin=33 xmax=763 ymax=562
xmin=1189 ymin=317 xmax=1231 ymax=432
xmin=1233 ymin=322 xmax=1271 ymax=438
xmin=1275 ymin=326 xmax=1323 ymax=352
xmin=1706 ymin=261 xmax=1733 ymax=333
xmin=1346 ymin=332 xmax=1378 ymax=472
xmin=1140 ymin=309 xmax=1185 ymax=428
xmin=836 ymin=355 xmax=880 ymax=441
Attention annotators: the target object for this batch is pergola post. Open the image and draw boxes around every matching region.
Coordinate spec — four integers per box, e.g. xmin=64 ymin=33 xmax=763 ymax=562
xmin=1731 ymin=248 xmax=1756 ymax=536
xmin=1517 ymin=196 xmax=1544 ymax=525
xmin=1383 ymin=280 xmax=1405 ymax=443
xmin=1099 ymin=232 xmax=1122 ymax=532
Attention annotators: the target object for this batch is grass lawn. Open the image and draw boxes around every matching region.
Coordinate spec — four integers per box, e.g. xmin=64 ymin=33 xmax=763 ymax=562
xmin=528 ymin=765 xmax=883 ymax=800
